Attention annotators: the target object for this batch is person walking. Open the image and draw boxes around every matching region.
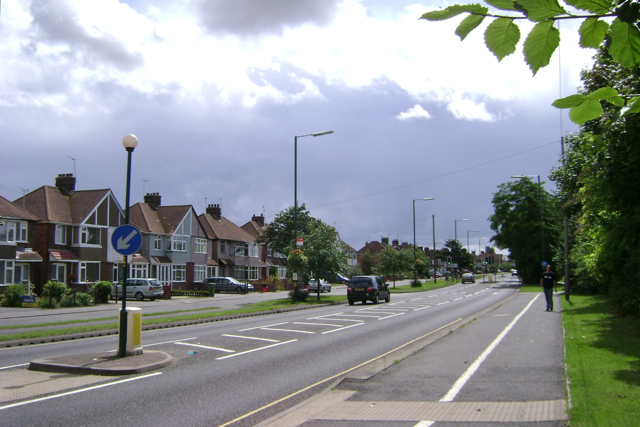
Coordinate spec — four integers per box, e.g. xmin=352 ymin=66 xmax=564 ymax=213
xmin=540 ymin=265 xmax=557 ymax=312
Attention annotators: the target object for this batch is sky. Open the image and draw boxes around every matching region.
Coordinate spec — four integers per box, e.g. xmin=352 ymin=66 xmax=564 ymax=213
xmin=0 ymin=0 xmax=596 ymax=256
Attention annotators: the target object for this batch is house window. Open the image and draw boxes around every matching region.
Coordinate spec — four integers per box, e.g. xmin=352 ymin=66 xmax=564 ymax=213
xmin=220 ymin=241 xmax=226 ymax=254
xmin=234 ymin=266 xmax=245 ymax=280
xmin=79 ymin=262 xmax=100 ymax=283
xmin=113 ymin=263 xmax=120 ymax=282
xmin=235 ymin=243 xmax=245 ymax=257
xmin=154 ymin=235 xmax=162 ymax=251
xmin=17 ymin=222 xmax=28 ymax=242
xmin=248 ymin=243 xmax=258 ymax=258
xmin=171 ymin=236 xmax=186 ymax=252
xmin=131 ymin=264 xmax=148 ymax=278
xmin=14 ymin=264 xmax=29 ymax=283
xmin=267 ymin=247 xmax=272 ymax=257
xmin=4 ymin=221 xmax=27 ymax=243
xmin=0 ymin=261 xmax=14 ymax=284
xmin=55 ymin=225 xmax=67 ymax=244
xmin=195 ymin=238 xmax=207 ymax=254
xmin=51 ymin=263 xmax=66 ymax=283
xmin=172 ymin=265 xmax=186 ymax=281
xmin=248 ymin=266 xmax=258 ymax=280
xmin=194 ymin=265 xmax=206 ymax=282
xmin=206 ymin=266 xmax=216 ymax=277
xmin=81 ymin=226 xmax=100 ymax=245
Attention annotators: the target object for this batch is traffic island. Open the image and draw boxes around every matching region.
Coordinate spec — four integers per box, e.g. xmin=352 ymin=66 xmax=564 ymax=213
xmin=28 ymin=350 xmax=172 ymax=376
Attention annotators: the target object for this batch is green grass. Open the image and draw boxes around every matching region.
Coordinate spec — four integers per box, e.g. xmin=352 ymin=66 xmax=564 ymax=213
xmin=562 ymin=294 xmax=640 ymax=426
xmin=388 ymin=279 xmax=458 ymax=293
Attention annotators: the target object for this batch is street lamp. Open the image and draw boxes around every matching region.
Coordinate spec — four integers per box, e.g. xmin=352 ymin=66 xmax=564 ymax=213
xmin=118 ymin=134 xmax=138 ymax=358
xmin=454 ymin=219 xmax=470 ymax=243
xmin=467 ymin=229 xmax=479 ymax=254
xmin=293 ymin=130 xmax=333 ymax=298
xmin=511 ymin=175 xmax=545 ymax=266
xmin=413 ymin=198 xmax=435 ymax=283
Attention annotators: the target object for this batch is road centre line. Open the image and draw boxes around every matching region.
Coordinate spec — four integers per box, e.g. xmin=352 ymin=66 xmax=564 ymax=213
xmin=439 ymin=294 xmax=540 ymax=402
xmin=174 ymin=342 xmax=235 ymax=353
xmin=145 ymin=337 xmax=197 ymax=347
xmin=321 ymin=322 xmax=364 ymax=334
xmin=437 ymin=301 xmax=450 ymax=305
xmin=294 ymin=322 xmax=345 ymax=328
xmin=413 ymin=306 xmax=432 ymax=311
xmin=222 ymin=334 xmax=280 ymax=343
xmin=316 ymin=318 xmax=364 ymax=323
xmin=454 ymin=298 xmax=463 ymax=301
xmin=238 ymin=322 xmax=289 ymax=331
xmin=0 ymin=372 xmax=162 ymax=411
xmin=216 ymin=339 xmax=297 ymax=360
xmin=377 ymin=313 xmax=404 ymax=320
xmin=0 ymin=363 xmax=29 ymax=371
xmin=260 ymin=327 xmax=315 ymax=334
xmin=359 ymin=310 xmax=404 ymax=315
xmin=339 ymin=314 xmax=384 ymax=318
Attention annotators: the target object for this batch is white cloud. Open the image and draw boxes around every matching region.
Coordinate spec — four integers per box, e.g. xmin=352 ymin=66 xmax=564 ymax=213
xmin=446 ymin=98 xmax=498 ymax=122
xmin=396 ymin=104 xmax=432 ymax=121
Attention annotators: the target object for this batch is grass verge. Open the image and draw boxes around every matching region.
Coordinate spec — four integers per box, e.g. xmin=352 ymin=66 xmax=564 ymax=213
xmin=562 ymin=294 xmax=640 ymax=426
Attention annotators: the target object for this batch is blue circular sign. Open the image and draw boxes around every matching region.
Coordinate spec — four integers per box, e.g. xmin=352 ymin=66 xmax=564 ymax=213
xmin=111 ymin=225 xmax=142 ymax=256
xmin=541 ymin=260 xmax=547 ymax=267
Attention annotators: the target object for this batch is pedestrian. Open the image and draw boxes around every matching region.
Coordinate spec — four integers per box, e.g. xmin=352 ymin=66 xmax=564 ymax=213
xmin=540 ymin=265 xmax=557 ymax=312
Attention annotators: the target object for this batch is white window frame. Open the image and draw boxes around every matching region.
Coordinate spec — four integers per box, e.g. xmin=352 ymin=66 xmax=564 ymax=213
xmin=79 ymin=262 xmax=101 ymax=283
xmin=248 ymin=266 xmax=258 ymax=280
xmin=172 ymin=265 xmax=186 ymax=282
xmin=235 ymin=243 xmax=245 ymax=257
xmin=171 ymin=236 xmax=186 ymax=252
xmin=14 ymin=263 xmax=29 ymax=284
xmin=220 ymin=241 xmax=226 ymax=254
xmin=131 ymin=264 xmax=148 ymax=279
xmin=80 ymin=226 xmax=101 ymax=245
xmin=51 ymin=263 xmax=66 ymax=283
xmin=194 ymin=265 xmax=206 ymax=282
xmin=248 ymin=243 xmax=258 ymax=258
xmin=195 ymin=238 xmax=207 ymax=254
xmin=154 ymin=235 xmax=162 ymax=251
xmin=55 ymin=225 xmax=67 ymax=245
xmin=206 ymin=266 xmax=217 ymax=277
xmin=1 ymin=261 xmax=14 ymax=284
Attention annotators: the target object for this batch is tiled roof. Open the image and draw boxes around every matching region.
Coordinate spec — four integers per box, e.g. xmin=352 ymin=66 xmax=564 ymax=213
xmin=130 ymin=203 xmax=166 ymax=234
xmin=199 ymin=213 xmax=255 ymax=242
xmin=241 ymin=220 xmax=265 ymax=239
xmin=0 ymin=195 xmax=39 ymax=221
xmin=16 ymin=250 xmax=43 ymax=261
xmin=69 ymin=189 xmax=110 ymax=224
xmin=49 ymin=249 xmax=79 ymax=260
xmin=157 ymin=206 xmax=191 ymax=234
xmin=18 ymin=186 xmax=72 ymax=223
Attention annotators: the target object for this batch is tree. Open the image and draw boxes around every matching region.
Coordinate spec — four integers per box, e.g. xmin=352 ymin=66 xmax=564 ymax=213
xmin=420 ymin=0 xmax=640 ymax=124
xmin=257 ymin=204 xmax=321 ymax=255
xmin=301 ymin=221 xmax=348 ymax=300
xmin=359 ymin=249 xmax=376 ymax=275
xmin=489 ymin=178 xmax=561 ymax=284
xmin=444 ymin=239 xmax=475 ymax=270
xmin=378 ymin=246 xmax=415 ymax=287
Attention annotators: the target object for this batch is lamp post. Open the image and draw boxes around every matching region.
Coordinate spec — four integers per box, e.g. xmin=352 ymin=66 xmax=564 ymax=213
xmin=118 ymin=134 xmax=138 ymax=358
xmin=454 ymin=219 xmax=470 ymax=243
xmin=413 ymin=198 xmax=435 ymax=283
xmin=293 ymin=130 xmax=333 ymax=297
xmin=467 ymin=229 xmax=479 ymax=254
xmin=479 ymin=237 xmax=488 ymax=282
xmin=511 ymin=175 xmax=545 ymax=266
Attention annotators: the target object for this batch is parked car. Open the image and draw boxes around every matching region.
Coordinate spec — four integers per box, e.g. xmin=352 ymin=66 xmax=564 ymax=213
xmin=334 ymin=273 xmax=350 ymax=284
xmin=511 ymin=269 xmax=518 ymax=277
xmin=202 ymin=277 xmax=253 ymax=293
xmin=307 ymin=279 xmax=331 ymax=293
xmin=347 ymin=275 xmax=390 ymax=305
xmin=461 ymin=273 xmax=475 ymax=284
xmin=112 ymin=278 xmax=164 ymax=301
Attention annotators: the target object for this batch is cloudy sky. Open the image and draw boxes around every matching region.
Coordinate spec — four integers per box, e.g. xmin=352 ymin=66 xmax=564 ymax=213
xmin=0 ymin=0 xmax=595 ymax=255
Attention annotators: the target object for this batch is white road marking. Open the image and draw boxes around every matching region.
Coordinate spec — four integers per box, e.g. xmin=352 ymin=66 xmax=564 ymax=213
xmin=294 ymin=322 xmax=345 ymax=327
xmin=145 ymin=337 xmax=197 ymax=347
xmin=238 ymin=322 xmax=288 ymax=331
xmin=217 ymin=340 xmax=297 ymax=360
xmin=0 ymin=372 xmax=162 ymax=411
xmin=321 ymin=323 xmax=364 ymax=334
xmin=174 ymin=342 xmax=235 ymax=353
xmin=261 ymin=327 xmax=315 ymax=334
xmin=439 ymin=294 xmax=540 ymax=402
xmin=0 ymin=363 xmax=29 ymax=371
xmin=222 ymin=334 xmax=280 ymax=343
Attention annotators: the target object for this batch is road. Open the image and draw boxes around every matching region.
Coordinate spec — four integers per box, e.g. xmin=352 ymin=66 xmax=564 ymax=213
xmin=1 ymin=278 xmax=521 ymax=426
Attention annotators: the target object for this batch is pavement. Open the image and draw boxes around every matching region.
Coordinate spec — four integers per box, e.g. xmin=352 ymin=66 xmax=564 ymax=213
xmin=13 ymin=277 xmax=570 ymax=425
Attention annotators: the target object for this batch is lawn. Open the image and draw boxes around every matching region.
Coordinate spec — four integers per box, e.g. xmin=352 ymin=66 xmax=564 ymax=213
xmin=562 ymin=294 xmax=640 ymax=426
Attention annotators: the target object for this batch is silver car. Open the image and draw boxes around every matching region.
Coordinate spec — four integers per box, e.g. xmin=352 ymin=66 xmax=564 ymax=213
xmin=307 ymin=279 xmax=331 ymax=293
xmin=203 ymin=277 xmax=254 ymax=293
xmin=112 ymin=278 xmax=164 ymax=301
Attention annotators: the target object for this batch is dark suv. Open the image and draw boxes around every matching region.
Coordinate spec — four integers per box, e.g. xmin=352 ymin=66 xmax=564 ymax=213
xmin=347 ymin=275 xmax=390 ymax=305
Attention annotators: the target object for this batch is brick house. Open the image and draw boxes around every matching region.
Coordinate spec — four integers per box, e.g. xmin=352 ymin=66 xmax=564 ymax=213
xmin=241 ymin=213 xmax=286 ymax=279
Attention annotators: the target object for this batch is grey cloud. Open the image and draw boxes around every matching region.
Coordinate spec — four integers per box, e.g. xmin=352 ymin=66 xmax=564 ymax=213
xmin=197 ymin=0 xmax=341 ymax=37
xmin=30 ymin=0 xmax=143 ymax=71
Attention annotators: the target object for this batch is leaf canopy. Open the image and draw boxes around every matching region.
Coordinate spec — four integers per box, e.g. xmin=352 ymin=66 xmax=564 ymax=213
xmin=485 ymin=18 xmax=521 ymax=60
xmin=517 ymin=0 xmax=567 ymax=21
xmin=523 ymin=21 xmax=561 ymax=74
xmin=486 ymin=0 xmax=522 ymax=11
xmin=579 ymin=18 xmax=610 ymax=48
xmin=563 ymin=0 xmax=613 ymax=14
xmin=456 ymin=14 xmax=486 ymax=40
xmin=608 ymin=19 xmax=640 ymax=68
xmin=420 ymin=4 xmax=488 ymax=21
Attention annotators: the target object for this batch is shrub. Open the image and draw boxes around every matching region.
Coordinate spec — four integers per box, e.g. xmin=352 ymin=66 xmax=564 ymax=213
xmin=41 ymin=281 xmax=69 ymax=302
xmin=36 ymin=296 xmax=59 ymax=309
xmin=92 ymin=281 xmax=113 ymax=304
xmin=289 ymin=287 xmax=309 ymax=302
xmin=1 ymin=284 xmax=27 ymax=307
xmin=171 ymin=289 xmax=210 ymax=297
xmin=410 ymin=280 xmax=422 ymax=287
xmin=59 ymin=292 xmax=93 ymax=307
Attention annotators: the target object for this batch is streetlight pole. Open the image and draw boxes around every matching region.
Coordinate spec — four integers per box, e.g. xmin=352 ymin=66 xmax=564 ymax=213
xmin=118 ymin=134 xmax=138 ymax=358
xmin=512 ymin=175 xmax=545 ymax=266
xmin=432 ymin=215 xmax=437 ymax=284
xmin=454 ymin=219 xmax=470 ymax=243
xmin=413 ymin=198 xmax=435 ymax=283
xmin=467 ymin=229 xmax=479 ymax=254
xmin=293 ymin=130 xmax=333 ymax=298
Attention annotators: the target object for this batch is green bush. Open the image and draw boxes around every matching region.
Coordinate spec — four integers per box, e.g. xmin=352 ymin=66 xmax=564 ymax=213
xmin=410 ymin=280 xmax=422 ymax=287
xmin=59 ymin=292 xmax=93 ymax=307
xmin=171 ymin=289 xmax=209 ymax=297
xmin=1 ymin=284 xmax=27 ymax=307
xmin=41 ymin=281 xmax=69 ymax=302
xmin=92 ymin=281 xmax=113 ymax=304
xmin=36 ymin=296 xmax=59 ymax=309
xmin=289 ymin=288 xmax=309 ymax=302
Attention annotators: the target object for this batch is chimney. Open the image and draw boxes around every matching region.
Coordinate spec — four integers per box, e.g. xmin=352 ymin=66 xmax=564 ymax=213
xmin=252 ymin=214 xmax=265 ymax=227
xmin=144 ymin=193 xmax=161 ymax=210
xmin=381 ymin=237 xmax=389 ymax=245
xmin=55 ymin=173 xmax=76 ymax=195
xmin=207 ymin=204 xmax=221 ymax=220
xmin=392 ymin=239 xmax=399 ymax=246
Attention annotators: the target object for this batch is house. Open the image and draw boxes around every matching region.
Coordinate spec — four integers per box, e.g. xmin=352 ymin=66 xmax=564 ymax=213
xmin=336 ymin=232 xmax=357 ymax=269
xmin=129 ymin=193 xmax=212 ymax=289
xmin=357 ymin=237 xmax=391 ymax=267
xmin=241 ymin=213 xmax=286 ymax=279
xmin=0 ymin=195 xmax=42 ymax=292
xmin=199 ymin=204 xmax=264 ymax=281
xmin=15 ymin=174 xmax=125 ymax=294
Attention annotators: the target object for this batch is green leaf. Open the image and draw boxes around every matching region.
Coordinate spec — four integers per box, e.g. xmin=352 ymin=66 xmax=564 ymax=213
xmin=552 ymin=94 xmax=588 ymax=108
xmin=523 ymin=21 xmax=560 ymax=75
xmin=484 ymin=18 xmax=521 ymax=61
xmin=621 ymin=96 xmax=640 ymax=117
xmin=517 ymin=0 xmax=567 ymax=21
xmin=588 ymin=86 xmax=624 ymax=106
xmin=456 ymin=14 xmax=486 ymax=40
xmin=569 ymin=99 xmax=604 ymax=124
xmin=563 ymin=0 xmax=612 ymax=14
xmin=420 ymin=4 xmax=489 ymax=21
xmin=579 ymin=18 xmax=610 ymax=48
xmin=608 ymin=19 xmax=640 ymax=68
xmin=485 ymin=0 xmax=522 ymax=11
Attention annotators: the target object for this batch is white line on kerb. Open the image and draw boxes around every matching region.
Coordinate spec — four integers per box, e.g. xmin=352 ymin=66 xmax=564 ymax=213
xmin=0 ymin=363 xmax=29 ymax=371
xmin=439 ymin=294 xmax=540 ymax=402
xmin=0 ymin=372 xmax=162 ymax=411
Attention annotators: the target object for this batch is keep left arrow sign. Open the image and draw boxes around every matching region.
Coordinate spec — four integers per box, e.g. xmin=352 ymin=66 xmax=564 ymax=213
xmin=111 ymin=225 xmax=142 ymax=256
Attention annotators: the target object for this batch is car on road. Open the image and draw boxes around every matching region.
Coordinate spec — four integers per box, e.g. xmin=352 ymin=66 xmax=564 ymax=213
xmin=461 ymin=272 xmax=475 ymax=283
xmin=511 ymin=269 xmax=518 ymax=277
xmin=111 ymin=278 xmax=164 ymax=301
xmin=347 ymin=275 xmax=390 ymax=305
xmin=202 ymin=277 xmax=253 ymax=293
xmin=334 ymin=273 xmax=350 ymax=284
xmin=307 ymin=279 xmax=331 ymax=293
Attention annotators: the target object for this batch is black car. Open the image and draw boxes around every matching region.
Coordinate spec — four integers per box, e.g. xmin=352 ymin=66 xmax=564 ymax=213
xmin=347 ymin=275 xmax=390 ymax=305
xmin=202 ymin=277 xmax=253 ymax=294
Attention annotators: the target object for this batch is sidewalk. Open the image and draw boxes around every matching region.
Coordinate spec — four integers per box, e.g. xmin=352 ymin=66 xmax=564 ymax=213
xmin=258 ymin=290 xmax=567 ymax=426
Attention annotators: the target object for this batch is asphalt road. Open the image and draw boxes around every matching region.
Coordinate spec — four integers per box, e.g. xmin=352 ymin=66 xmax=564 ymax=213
xmin=0 ymin=277 xmax=531 ymax=426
